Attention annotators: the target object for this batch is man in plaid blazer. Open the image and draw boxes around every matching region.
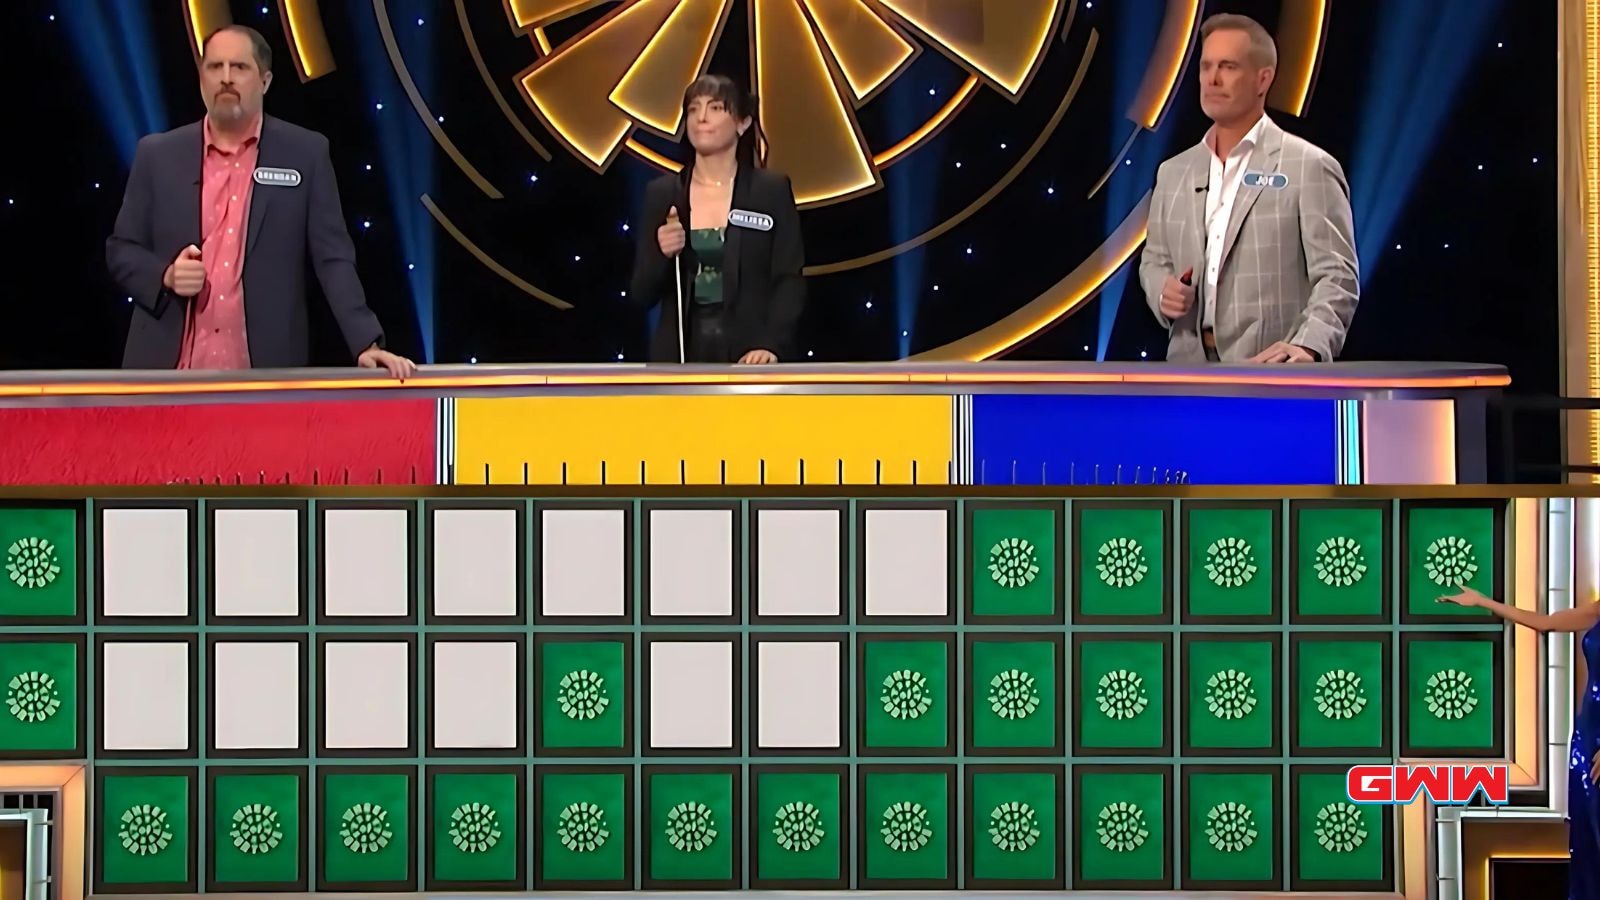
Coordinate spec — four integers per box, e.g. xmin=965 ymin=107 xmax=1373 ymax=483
xmin=1139 ymin=14 xmax=1359 ymax=364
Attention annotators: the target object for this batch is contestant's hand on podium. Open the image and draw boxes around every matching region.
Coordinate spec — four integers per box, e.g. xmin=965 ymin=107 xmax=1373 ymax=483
xmin=738 ymin=349 xmax=777 ymax=365
xmin=1157 ymin=274 xmax=1194 ymax=320
xmin=358 ymin=344 xmax=418 ymax=380
xmin=1248 ymin=341 xmax=1316 ymax=364
xmin=164 ymin=244 xmax=206 ymax=297
xmin=658 ymin=206 xmax=686 ymax=257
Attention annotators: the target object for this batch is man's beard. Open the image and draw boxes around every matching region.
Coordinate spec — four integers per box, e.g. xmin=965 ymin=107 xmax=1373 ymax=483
xmin=210 ymin=94 xmax=247 ymax=122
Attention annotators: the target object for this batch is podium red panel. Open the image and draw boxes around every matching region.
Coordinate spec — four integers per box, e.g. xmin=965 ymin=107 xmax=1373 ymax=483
xmin=0 ymin=399 xmax=435 ymax=485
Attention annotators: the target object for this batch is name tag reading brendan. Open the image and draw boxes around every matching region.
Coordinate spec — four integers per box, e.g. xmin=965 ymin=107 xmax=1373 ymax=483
xmin=1243 ymin=171 xmax=1289 ymax=189
xmin=253 ymin=167 xmax=302 ymax=187
xmin=728 ymin=209 xmax=774 ymax=232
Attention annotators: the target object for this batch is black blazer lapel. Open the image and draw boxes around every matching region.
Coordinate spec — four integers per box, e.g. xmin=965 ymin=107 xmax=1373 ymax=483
xmin=673 ymin=172 xmax=695 ymax=323
xmin=722 ymin=167 xmax=749 ymax=310
xmin=184 ymin=124 xmax=204 ymax=247
xmin=244 ymin=116 xmax=278 ymax=261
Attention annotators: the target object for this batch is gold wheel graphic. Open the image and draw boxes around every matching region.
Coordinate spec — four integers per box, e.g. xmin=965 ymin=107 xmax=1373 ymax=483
xmin=511 ymin=0 xmax=1065 ymax=207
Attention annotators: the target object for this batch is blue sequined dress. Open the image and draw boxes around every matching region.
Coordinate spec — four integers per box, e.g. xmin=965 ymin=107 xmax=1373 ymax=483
xmin=1570 ymin=623 xmax=1600 ymax=897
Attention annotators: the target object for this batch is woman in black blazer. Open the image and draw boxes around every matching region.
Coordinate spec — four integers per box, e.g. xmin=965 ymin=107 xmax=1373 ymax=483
xmin=628 ymin=75 xmax=805 ymax=364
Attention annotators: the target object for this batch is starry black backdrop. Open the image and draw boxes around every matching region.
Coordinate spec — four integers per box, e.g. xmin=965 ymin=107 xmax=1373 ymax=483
xmin=0 ymin=1 xmax=1559 ymax=470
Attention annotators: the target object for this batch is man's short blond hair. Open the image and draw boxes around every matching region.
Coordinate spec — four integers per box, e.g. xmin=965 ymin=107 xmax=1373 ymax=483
xmin=1200 ymin=13 xmax=1278 ymax=70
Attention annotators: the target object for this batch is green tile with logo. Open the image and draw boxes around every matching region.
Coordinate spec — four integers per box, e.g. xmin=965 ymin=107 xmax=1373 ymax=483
xmin=968 ymin=503 xmax=1058 ymax=619
xmin=1074 ymin=767 xmax=1169 ymax=889
xmin=1184 ymin=504 xmax=1278 ymax=620
xmin=1292 ymin=636 xmax=1390 ymax=754
xmin=968 ymin=767 xmax=1060 ymax=887
xmin=1182 ymin=767 xmax=1280 ymax=888
xmin=860 ymin=637 xmax=952 ymax=752
xmin=537 ymin=638 xmax=628 ymax=751
xmin=645 ymin=768 xmax=737 ymax=887
xmin=210 ymin=770 xmax=303 ymax=889
xmin=968 ymin=637 xmax=1060 ymax=751
xmin=1293 ymin=502 xmax=1388 ymax=620
xmin=859 ymin=767 xmax=952 ymax=887
xmin=1184 ymin=636 xmax=1278 ymax=753
xmin=752 ymin=768 xmax=845 ymax=888
xmin=535 ymin=768 xmax=630 ymax=888
xmin=1291 ymin=768 xmax=1391 ymax=890
xmin=1404 ymin=502 xmax=1499 ymax=619
xmin=0 ymin=504 xmax=79 ymax=620
xmin=319 ymin=770 xmax=413 ymax=890
xmin=99 ymin=770 xmax=193 ymax=890
xmin=429 ymin=769 xmax=521 ymax=887
xmin=1075 ymin=503 xmax=1168 ymax=620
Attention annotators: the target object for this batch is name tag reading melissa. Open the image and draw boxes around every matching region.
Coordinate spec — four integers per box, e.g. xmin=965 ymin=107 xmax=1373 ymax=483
xmin=728 ymin=209 xmax=773 ymax=231
xmin=253 ymin=167 xmax=302 ymax=187
xmin=1243 ymin=171 xmax=1289 ymax=189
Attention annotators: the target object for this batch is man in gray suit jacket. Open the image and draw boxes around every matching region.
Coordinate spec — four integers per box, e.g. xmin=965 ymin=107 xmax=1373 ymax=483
xmin=1139 ymin=14 xmax=1359 ymax=363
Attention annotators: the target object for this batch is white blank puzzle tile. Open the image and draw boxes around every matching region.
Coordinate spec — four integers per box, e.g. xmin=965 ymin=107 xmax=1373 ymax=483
xmin=432 ymin=508 xmax=519 ymax=617
xmin=756 ymin=508 xmax=841 ymax=617
xmin=323 ymin=642 xmax=410 ymax=749
xmin=101 ymin=508 xmax=189 ymax=617
xmin=541 ymin=508 xmax=626 ymax=618
xmin=213 ymin=508 xmax=300 ymax=617
xmin=648 ymin=508 xmax=734 ymax=617
xmin=864 ymin=508 xmax=950 ymax=617
xmin=432 ymin=641 xmax=519 ymax=749
xmin=649 ymin=641 xmax=733 ymax=749
xmin=213 ymin=642 xmax=300 ymax=749
xmin=323 ymin=508 xmax=410 ymax=617
xmin=757 ymin=641 xmax=841 ymax=748
xmin=102 ymin=642 xmax=189 ymax=750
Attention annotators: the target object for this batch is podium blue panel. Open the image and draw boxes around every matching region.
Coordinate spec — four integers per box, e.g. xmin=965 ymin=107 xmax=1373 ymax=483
xmin=971 ymin=395 xmax=1339 ymax=485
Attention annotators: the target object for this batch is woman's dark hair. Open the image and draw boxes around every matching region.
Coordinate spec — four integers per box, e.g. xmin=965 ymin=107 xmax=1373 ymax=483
xmin=681 ymin=74 xmax=763 ymax=169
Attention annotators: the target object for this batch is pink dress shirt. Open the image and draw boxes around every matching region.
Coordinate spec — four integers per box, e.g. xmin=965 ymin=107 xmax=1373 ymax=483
xmin=176 ymin=115 xmax=262 ymax=370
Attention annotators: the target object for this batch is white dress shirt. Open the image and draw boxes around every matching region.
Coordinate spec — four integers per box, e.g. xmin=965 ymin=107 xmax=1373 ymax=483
xmin=1202 ymin=114 xmax=1269 ymax=327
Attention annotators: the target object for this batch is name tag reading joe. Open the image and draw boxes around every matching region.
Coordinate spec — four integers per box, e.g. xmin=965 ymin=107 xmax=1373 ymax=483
xmin=1243 ymin=171 xmax=1289 ymax=189
xmin=253 ymin=167 xmax=302 ymax=187
xmin=728 ymin=209 xmax=773 ymax=231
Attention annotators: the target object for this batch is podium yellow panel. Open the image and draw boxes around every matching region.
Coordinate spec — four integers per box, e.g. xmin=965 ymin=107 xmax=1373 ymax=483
xmin=452 ymin=394 xmax=954 ymax=484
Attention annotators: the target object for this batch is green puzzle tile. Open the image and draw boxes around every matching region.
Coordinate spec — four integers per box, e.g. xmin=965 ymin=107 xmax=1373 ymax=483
xmin=1184 ymin=768 xmax=1279 ymax=887
xmin=320 ymin=771 xmax=412 ymax=888
xmin=861 ymin=638 xmax=952 ymax=751
xmin=538 ymin=639 xmax=628 ymax=751
xmin=537 ymin=769 xmax=629 ymax=887
xmin=646 ymin=769 xmax=737 ymax=885
xmin=969 ymin=638 xmax=1060 ymax=751
xmin=1405 ymin=504 xmax=1498 ymax=618
xmin=1294 ymin=504 xmax=1387 ymax=620
xmin=211 ymin=771 xmax=303 ymax=888
xmin=99 ymin=772 xmax=192 ymax=889
xmin=969 ymin=769 xmax=1060 ymax=885
xmin=969 ymin=504 xmax=1058 ymax=619
xmin=753 ymin=769 xmax=845 ymax=886
xmin=0 ymin=505 xmax=79 ymax=619
xmin=1404 ymin=637 xmax=1500 ymax=754
xmin=1185 ymin=638 xmax=1277 ymax=752
xmin=1077 ymin=638 xmax=1168 ymax=752
xmin=860 ymin=768 xmax=952 ymax=885
xmin=1293 ymin=638 xmax=1389 ymax=753
xmin=1185 ymin=505 xmax=1277 ymax=619
xmin=1076 ymin=504 xmax=1168 ymax=619
xmin=1293 ymin=770 xmax=1390 ymax=888
xmin=430 ymin=770 xmax=521 ymax=886
xmin=1075 ymin=768 xmax=1168 ymax=888
xmin=0 ymin=639 xmax=79 ymax=755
